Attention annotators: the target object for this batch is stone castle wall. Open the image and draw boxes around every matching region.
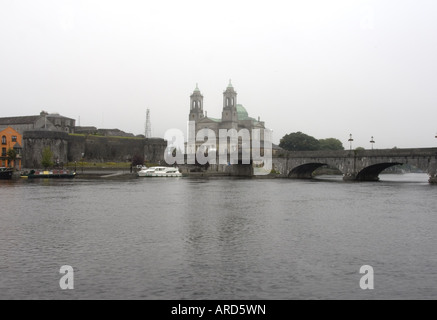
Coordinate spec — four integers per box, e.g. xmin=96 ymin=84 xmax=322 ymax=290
xmin=69 ymin=136 xmax=167 ymax=164
xmin=22 ymin=130 xmax=70 ymax=168
xmin=22 ymin=131 xmax=167 ymax=168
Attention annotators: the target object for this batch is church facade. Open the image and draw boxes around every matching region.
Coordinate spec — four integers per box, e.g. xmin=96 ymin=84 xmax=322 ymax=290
xmin=186 ymin=81 xmax=270 ymax=168
xmin=188 ymin=81 xmax=266 ymax=135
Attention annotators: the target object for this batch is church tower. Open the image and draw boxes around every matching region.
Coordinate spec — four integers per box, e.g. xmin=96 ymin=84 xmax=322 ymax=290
xmin=221 ymin=80 xmax=238 ymax=129
xmin=189 ymin=84 xmax=204 ymax=122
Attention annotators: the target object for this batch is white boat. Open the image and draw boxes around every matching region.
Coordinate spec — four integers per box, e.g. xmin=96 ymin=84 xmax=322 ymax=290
xmin=138 ymin=166 xmax=182 ymax=177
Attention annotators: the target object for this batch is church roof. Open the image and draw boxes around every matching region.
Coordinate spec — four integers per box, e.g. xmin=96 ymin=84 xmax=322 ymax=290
xmin=199 ymin=117 xmax=221 ymax=123
xmin=236 ymin=104 xmax=248 ymax=120
xmin=236 ymin=104 xmax=257 ymax=122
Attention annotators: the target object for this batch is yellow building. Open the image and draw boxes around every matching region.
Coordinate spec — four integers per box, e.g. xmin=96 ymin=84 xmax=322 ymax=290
xmin=0 ymin=127 xmax=22 ymax=169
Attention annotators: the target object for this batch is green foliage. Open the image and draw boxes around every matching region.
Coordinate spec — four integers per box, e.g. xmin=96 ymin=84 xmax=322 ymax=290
xmin=66 ymin=162 xmax=132 ymax=168
xmin=279 ymin=132 xmax=320 ymax=151
xmin=68 ymin=133 xmax=86 ymax=137
xmin=41 ymin=147 xmax=54 ymax=169
xmin=355 ymin=147 xmax=365 ymax=151
xmin=145 ymin=163 xmax=159 ymax=167
xmin=6 ymin=148 xmax=17 ymax=162
xmin=319 ymin=138 xmax=344 ymax=151
xmin=280 ymin=132 xmax=345 ymax=152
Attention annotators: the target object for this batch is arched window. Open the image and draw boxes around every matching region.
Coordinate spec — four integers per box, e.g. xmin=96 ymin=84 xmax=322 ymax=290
xmin=1 ymin=136 xmax=6 ymax=145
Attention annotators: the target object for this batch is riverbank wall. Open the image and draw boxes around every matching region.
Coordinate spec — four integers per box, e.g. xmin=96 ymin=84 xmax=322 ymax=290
xmin=22 ymin=131 xmax=167 ymax=168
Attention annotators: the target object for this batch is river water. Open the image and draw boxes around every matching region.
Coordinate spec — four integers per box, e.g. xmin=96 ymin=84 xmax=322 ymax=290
xmin=0 ymin=173 xmax=436 ymax=300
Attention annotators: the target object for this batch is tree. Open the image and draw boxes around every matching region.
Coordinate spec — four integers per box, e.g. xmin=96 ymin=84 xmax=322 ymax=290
xmin=279 ymin=132 xmax=320 ymax=151
xmin=132 ymin=154 xmax=145 ymax=167
xmin=6 ymin=148 xmax=17 ymax=168
xmin=319 ymin=138 xmax=344 ymax=151
xmin=41 ymin=147 xmax=54 ymax=169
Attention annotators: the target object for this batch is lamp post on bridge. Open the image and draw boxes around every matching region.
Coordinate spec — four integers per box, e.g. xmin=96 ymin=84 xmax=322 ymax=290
xmin=348 ymin=134 xmax=354 ymax=151
xmin=81 ymin=153 xmax=84 ymax=174
xmin=370 ymin=136 xmax=375 ymax=150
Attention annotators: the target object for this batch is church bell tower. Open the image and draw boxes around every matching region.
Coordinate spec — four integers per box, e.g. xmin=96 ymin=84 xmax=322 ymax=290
xmin=189 ymin=84 xmax=204 ymax=123
xmin=221 ymin=80 xmax=238 ymax=129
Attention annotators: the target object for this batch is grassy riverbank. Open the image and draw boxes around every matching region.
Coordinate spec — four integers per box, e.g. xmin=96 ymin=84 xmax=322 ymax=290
xmin=65 ymin=162 xmax=159 ymax=170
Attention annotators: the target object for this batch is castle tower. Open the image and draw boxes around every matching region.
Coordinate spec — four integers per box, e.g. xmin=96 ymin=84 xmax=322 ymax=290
xmin=189 ymin=84 xmax=204 ymax=122
xmin=221 ymin=80 xmax=238 ymax=129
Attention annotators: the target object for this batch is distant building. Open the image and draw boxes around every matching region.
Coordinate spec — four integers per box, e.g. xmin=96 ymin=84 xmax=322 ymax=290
xmin=188 ymin=81 xmax=267 ymax=158
xmin=96 ymin=129 xmax=135 ymax=137
xmin=74 ymin=127 xmax=135 ymax=138
xmin=74 ymin=126 xmax=98 ymax=135
xmin=1 ymin=127 xmax=22 ymax=169
xmin=189 ymin=81 xmax=265 ymax=133
xmin=0 ymin=111 xmax=76 ymax=135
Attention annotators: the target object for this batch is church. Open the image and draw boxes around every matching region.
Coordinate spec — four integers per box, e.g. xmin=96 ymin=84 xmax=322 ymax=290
xmin=189 ymin=80 xmax=266 ymax=136
xmin=185 ymin=81 xmax=270 ymax=169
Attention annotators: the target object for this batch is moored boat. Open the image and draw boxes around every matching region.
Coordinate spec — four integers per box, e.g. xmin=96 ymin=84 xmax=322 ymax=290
xmin=21 ymin=169 xmax=76 ymax=179
xmin=138 ymin=166 xmax=182 ymax=177
xmin=0 ymin=167 xmax=14 ymax=180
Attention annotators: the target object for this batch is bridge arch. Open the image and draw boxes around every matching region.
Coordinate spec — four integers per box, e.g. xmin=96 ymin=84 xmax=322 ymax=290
xmin=288 ymin=163 xmax=328 ymax=179
xmin=355 ymin=162 xmax=403 ymax=181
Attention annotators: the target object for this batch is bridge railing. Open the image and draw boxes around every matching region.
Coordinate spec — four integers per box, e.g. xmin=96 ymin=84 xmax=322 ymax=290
xmin=275 ymin=148 xmax=437 ymax=159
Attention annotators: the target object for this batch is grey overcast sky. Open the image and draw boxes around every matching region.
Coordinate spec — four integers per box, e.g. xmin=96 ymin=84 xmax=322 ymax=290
xmin=1 ymin=0 xmax=436 ymax=148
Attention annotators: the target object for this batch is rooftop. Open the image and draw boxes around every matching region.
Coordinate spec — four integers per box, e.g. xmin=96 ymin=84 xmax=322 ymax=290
xmin=236 ymin=104 xmax=257 ymax=122
xmin=0 ymin=116 xmax=40 ymax=125
xmin=0 ymin=113 xmax=75 ymax=125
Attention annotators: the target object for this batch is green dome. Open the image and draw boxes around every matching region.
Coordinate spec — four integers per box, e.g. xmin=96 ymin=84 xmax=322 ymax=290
xmin=236 ymin=104 xmax=249 ymax=120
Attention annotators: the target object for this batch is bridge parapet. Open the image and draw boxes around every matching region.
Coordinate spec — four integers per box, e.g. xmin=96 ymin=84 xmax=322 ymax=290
xmin=280 ymin=148 xmax=437 ymax=159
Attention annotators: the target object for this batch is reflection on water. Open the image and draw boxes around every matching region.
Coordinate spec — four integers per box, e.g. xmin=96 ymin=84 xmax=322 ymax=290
xmin=0 ymin=173 xmax=436 ymax=299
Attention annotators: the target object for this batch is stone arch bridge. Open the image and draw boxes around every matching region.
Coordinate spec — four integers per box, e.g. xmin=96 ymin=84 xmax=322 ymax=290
xmin=272 ymin=148 xmax=437 ymax=182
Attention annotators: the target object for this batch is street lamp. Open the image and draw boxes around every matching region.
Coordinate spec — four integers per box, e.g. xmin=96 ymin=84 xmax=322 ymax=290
xmin=370 ymin=136 xmax=375 ymax=150
xmin=348 ymin=134 xmax=354 ymax=151
xmin=81 ymin=153 xmax=85 ymax=173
